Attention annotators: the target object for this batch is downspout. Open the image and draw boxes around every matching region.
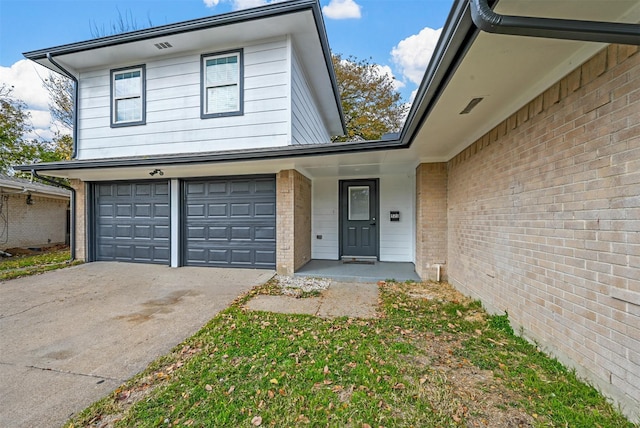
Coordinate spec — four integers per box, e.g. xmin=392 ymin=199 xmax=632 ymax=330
xmin=31 ymin=170 xmax=76 ymax=262
xmin=46 ymin=53 xmax=78 ymax=159
xmin=470 ymin=0 xmax=640 ymax=46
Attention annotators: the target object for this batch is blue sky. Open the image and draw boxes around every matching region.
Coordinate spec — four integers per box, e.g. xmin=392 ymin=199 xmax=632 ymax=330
xmin=0 ymin=0 xmax=453 ymax=139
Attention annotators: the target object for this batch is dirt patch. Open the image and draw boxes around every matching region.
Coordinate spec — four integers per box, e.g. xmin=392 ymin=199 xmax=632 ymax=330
xmin=2 ymin=244 xmax=68 ymax=257
xmin=384 ymin=281 xmax=534 ymax=427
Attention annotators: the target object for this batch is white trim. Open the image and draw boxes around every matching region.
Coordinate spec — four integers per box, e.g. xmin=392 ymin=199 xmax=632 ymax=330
xmin=170 ymin=178 xmax=180 ymax=267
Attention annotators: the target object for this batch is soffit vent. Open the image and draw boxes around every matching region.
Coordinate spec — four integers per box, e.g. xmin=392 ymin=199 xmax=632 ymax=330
xmin=154 ymin=42 xmax=173 ymax=50
xmin=460 ymin=97 xmax=484 ymax=114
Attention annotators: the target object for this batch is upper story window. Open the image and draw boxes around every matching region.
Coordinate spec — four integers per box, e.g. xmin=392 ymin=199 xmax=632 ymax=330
xmin=111 ymin=65 xmax=146 ymax=127
xmin=201 ymin=49 xmax=243 ymax=118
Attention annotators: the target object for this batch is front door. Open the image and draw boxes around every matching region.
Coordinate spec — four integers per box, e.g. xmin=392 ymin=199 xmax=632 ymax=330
xmin=340 ymin=179 xmax=378 ymax=258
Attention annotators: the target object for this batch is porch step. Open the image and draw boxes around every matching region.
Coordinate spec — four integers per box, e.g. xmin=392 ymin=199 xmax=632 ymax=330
xmin=341 ymin=256 xmax=376 ymax=265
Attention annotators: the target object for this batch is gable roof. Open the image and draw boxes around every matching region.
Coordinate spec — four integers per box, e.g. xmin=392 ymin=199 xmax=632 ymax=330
xmin=0 ymin=174 xmax=70 ymax=199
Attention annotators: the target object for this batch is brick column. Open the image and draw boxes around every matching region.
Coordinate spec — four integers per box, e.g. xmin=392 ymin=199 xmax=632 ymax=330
xmin=276 ymin=169 xmax=311 ymax=276
xmin=415 ymin=163 xmax=448 ymax=281
xmin=69 ymin=179 xmax=87 ymax=261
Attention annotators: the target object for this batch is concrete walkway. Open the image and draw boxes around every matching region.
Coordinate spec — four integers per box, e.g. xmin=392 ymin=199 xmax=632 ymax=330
xmin=245 ymin=281 xmax=379 ymax=318
xmin=0 ymin=263 xmax=273 ymax=428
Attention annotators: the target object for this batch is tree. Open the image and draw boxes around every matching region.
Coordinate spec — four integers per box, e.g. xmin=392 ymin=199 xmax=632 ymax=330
xmin=332 ymin=54 xmax=408 ymax=142
xmin=0 ymin=84 xmax=69 ymax=176
xmin=43 ymin=73 xmax=73 ymax=130
xmin=0 ymin=85 xmax=40 ymax=173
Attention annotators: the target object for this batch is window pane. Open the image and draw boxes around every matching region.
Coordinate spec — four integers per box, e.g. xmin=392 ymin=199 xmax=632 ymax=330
xmin=348 ymin=186 xmax=369 ymax=221
xmin=114 ymin=70 xmax=141 ymax=97
xmin=207 ymin=85 xmax=238 ymax=114
xmin=116 ymin=98 xmax=142 ymax=122
xmin=206 ymin=56 xmax=238 ymax=86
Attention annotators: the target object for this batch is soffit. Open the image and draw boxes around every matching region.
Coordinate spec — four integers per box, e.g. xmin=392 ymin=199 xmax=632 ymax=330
xmin=411 ymin=0 xmax=640 ymax=162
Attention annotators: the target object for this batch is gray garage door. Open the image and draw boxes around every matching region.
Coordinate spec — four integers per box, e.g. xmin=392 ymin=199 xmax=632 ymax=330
xmin=184 ymin=176 xmax=276 ymax=268
xmin=94 ymin=181 xmax=170 ymax=264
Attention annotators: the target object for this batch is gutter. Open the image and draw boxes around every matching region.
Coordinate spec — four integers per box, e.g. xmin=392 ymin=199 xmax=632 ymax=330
xmin=30 ymin=170 xmax=76 ymax=261
xmin=470 ymin=0 xmax=640 ymax=46
xmin=46 ymin=53 xmax=78 ymax=159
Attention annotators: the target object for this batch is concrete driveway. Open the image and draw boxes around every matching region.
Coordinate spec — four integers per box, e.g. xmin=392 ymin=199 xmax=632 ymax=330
xmin=0 ymin=262 xmax=273 ymax=428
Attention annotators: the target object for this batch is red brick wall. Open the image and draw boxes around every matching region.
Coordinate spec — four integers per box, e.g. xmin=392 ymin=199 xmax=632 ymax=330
xmin=447 ymin=45 xmax=640 ymax=419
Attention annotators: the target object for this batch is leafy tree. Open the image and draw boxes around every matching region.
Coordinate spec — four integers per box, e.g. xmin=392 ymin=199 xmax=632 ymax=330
xmin=43 ymin=73 xmax=73 ymax=130
xmin=0 ymin=84 xmax=69 ymax=176
xmin=0 ymin=85 xmax=39 ymax=173
xmin=332 ymin=53 xmax=408 ymax=142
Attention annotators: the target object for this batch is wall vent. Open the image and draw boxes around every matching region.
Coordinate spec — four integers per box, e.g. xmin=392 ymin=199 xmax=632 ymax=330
xmin=460 ymin=97 xmax=484 ymax=114
xmin=154 ymin=42 xmax=173 ymax=50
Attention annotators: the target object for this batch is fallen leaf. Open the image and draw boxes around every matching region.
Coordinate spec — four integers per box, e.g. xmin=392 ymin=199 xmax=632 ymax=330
xmin=362 ymin=424 xmax=372 ymax=428
xmin=456 ymin=310 xmax=463 ymax=317
xmin=419 ymin=377 xmax=427 ymax=385
xmin=227 ymin=386 xmax=235 ymax=394
xmin=251 ymin=416 xmax=262 ymax=426
xmin=323 ymin=365 xmax=330 ymax=375
xmin=267 ymin=390 xmax=275 ymax=399
xmin=269 ymin=378 xmax=279 ymax=385
xmin=205 ymin=384 xmax=213 ymax=392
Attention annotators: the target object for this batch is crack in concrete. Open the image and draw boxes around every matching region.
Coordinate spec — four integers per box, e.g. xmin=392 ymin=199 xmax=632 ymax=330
xmin=0 ymin=301 xmax=53 ymax=319
xmin=25 ymin=365 xmax=123 ymax=382
xmin=0 ymin=361 xmax=122 ymax=382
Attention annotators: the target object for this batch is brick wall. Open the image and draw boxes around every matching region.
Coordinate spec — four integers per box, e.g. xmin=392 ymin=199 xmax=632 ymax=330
xmin=446 ymin=45 xmax=639 ymax=419
xmin=0 ymin=194 xmax=68 ymax=249
xmin=276 ymin=169 xmax=312 ymax=275
xmin=69 ymin=179 xmax=86 ymax=261
xmin=415 ymin=163 xmax=448 ymax=281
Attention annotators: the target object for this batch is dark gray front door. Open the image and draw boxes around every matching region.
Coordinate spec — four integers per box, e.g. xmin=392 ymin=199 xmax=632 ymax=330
xmin=340 ymin=179 xmax=378 ymax=258
xmin=183 ymin=176 xmax=276 ymax=268
xmin=94 ymin=181 xmax=170 ymax=264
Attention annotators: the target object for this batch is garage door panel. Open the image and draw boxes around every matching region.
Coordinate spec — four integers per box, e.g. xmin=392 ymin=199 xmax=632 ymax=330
xmin=230 ymin=203 xmax=251 ymax=217
xmin=255 ymin=250 xmax=276 ymax=265
xmin=208 ymin=203 xmax=227 ymax=217
xmin=255 ymin=202 xmax=275 ymax=216
xmin=94 ymin=181 xmax=170 ymax=264
xmin=184 ymin=176 xmax=276 ymax=268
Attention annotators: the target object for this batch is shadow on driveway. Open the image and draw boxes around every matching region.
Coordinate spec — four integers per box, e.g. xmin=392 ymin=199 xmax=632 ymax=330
xmin=0 ymin=262 xmax=273 ymax=428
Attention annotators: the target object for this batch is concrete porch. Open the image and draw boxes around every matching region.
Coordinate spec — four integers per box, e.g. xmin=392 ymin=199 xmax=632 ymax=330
xmin=294 ymin=259 xmax=421 ymax=282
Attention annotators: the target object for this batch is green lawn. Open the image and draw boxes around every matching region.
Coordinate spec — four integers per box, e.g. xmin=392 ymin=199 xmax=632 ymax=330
xmin=67 ymin=280 xmax=635 ymax=428
xmin=0 ymin=248 xmax=80 ymax=281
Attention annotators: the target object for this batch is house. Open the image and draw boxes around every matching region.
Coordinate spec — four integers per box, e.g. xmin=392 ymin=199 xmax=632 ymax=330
xmin=0 ymin=174 xmax=70 ymax=250
xmin=16 ymin=0 xmax=639 ymax=420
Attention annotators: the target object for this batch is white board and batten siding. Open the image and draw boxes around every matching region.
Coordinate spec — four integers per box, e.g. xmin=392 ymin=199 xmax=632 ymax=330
xmin=290 ymin=47 xmax=330 ymax=145
xmin=311 ymin=174 xmax=415 ymax=262
xmin=77 ymin=37 xmax=292 ymax=160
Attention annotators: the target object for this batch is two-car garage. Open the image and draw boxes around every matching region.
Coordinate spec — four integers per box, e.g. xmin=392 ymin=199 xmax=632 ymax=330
xmin=93 ymin=175 xmax=276 ymax=269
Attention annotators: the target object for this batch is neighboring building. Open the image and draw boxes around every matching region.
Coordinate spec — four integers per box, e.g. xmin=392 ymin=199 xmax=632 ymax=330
xmin=16 ymin=0 xmax=639 ymax=419
xmin=0 ymin=174 xmax=70 ymax=249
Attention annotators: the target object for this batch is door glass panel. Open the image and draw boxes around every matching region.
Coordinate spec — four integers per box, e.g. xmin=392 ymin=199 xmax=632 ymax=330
xmin=348 ymin=186 xmax=369 ymax=221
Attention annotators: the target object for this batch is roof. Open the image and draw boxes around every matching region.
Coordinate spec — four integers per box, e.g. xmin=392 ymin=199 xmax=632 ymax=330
xmin=15 ymin=0 xmax=640 ymax=179
xmin=0 ymin=174 xmax=70 ymax=199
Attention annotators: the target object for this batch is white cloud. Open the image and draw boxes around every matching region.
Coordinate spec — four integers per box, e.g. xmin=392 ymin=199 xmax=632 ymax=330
xmin=391 ymin=26 xmax=442 ymax=86
xmin=203 ymin=0 xmax=220 ymax=7
xmin=322 ymin=0 xmax=361 ymax=19
xmin=373 ymin=64 xmax=405 ymax=92
xmin=0 ymin=59 xmax=59 ymax=140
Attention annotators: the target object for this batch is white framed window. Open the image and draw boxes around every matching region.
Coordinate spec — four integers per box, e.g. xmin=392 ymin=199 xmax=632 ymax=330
xmin=111 ymin=65 xmax=145 ymax=127
xmin=201 ymin=49 xmax=243 ymax=118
